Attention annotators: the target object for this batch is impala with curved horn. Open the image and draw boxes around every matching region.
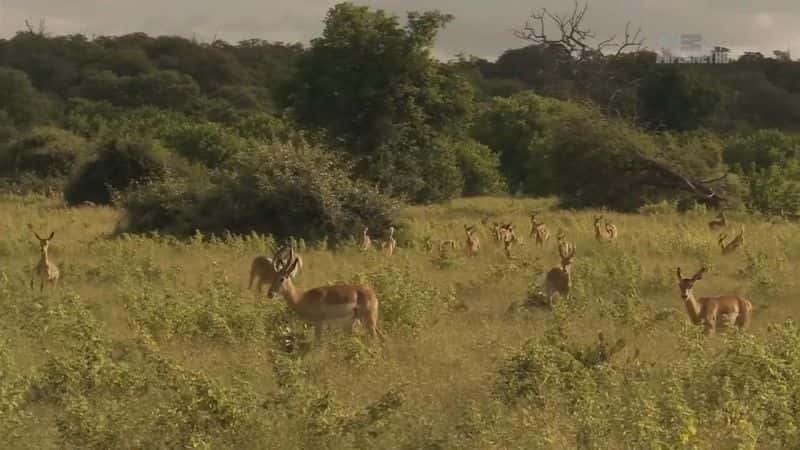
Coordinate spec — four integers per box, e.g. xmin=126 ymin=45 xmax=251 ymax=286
xmin=248 ymin=244 xmax=303 ymax=293
xmin=267 ymin=247 xmax=385 ymax=342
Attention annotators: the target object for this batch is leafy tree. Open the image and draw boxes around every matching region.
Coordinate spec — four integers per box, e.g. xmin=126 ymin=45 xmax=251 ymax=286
xmin=0 ymin=67 xmax=51 ymax=128
xmin=638 ymin=66 xmax=721 ymax=131
xmin=724 ymin=129 xmax=800 ymax=174
xmin=280 ymin=2 xmax=475 ymax=202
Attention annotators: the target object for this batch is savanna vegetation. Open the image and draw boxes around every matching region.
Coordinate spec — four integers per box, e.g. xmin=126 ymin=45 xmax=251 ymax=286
xmin=3 ymin=0 xmax=800 ymax=448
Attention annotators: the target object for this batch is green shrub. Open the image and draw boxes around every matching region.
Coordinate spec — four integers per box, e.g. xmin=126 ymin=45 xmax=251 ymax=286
xmin=162 ymin=122 xmax=247 ymax=166
xmin=64 ymin=135 xmax=175 ymax=205
xmin=0 ymin=126 xmax=88 ymax=178
xmin=454 ymin=138 xmax=507 ymax=196
xmin=122 ymin=142 xmax=400 ymax=243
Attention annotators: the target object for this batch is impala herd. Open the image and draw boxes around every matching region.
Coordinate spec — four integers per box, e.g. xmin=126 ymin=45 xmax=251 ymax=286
xmin=27 ymin=206 xmax=756 ymax=343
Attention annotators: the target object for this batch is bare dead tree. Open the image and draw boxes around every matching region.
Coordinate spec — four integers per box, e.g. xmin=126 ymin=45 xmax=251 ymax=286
xmin=514 ymin=1 xmax=644 ymax=62
xmin=24 ymin=18 xmax=48 ymax=36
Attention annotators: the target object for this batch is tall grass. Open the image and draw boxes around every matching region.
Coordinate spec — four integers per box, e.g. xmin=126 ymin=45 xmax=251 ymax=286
xmin=2 ymin=193 xmax=800 ymax=449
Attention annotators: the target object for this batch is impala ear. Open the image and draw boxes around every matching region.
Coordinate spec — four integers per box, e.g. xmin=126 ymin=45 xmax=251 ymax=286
xmin=676 ymin=267 xmax=683 ymax=281
xmin=48 ymin=231 xmax=54 ymax=240
xmin=287 ymin=258 xmax=299 ymax=276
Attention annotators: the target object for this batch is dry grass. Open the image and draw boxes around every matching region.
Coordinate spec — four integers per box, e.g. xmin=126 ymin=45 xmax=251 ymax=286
xmin=2 ymin=194 xmax=800 ymax=449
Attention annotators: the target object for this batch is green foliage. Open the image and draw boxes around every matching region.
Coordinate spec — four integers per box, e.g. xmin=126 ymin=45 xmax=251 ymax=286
xmin=453 ymin=138 xmax=507 ymax=196
xmin=744 ymin=161 xmax=800 ymax=215
xmin=64 ymin=135 xmax=175 ymax=205
xmin=0 ymin=126 xmax=88 ymax=179
xmin=281 ymin=2 xmax=476 ymax=202
xmin=724 ymin=129 xmax=800 ymax=173
xmin=161 ymin=121 xmax=247 ymax=166
xmin=0 ymin=67 xmax=52 ymax=132
xmin=638 ymin=66 xmax=722 ymax=131
xmin=122 ymin=142 xmax=400 ymax=243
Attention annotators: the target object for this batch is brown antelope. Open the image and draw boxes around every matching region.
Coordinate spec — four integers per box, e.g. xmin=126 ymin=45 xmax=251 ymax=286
xmin=708 ymin=211 xmax=727 ymax=230
xmin=382 ymin=226 xmax=397 ymax=257
xmin=676 ymin=266 xmax=753 ymax=335
xmin=489 ymin=222 xmax=503 ymax=243
xmin=249 ymin=245 xmax=302 ymax=293
xmin=718 ymin=226 xmax=744 ymax=254
xmin=464 ymin=225 xmax=480 ymax=257
xmin=266 ymin=248 xmax=385 ymax=342
xmin=529 ymin=213 xmax=551 ymax=247
xmin=30 ymin=228 xmax=60 ymax=291
xmin=594 ymin=215 xmax=617 ymax=242
xmin=501 ymin=223 xmax=519 ymax=259
xmin=544 ymin=238 xmax=576 ymax=302
xmin=359 ymin=227 xmax=372 ymax=251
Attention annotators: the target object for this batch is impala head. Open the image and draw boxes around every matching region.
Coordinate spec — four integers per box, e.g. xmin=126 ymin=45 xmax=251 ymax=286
xmin=464 ymin=224 xmax=476 ymax=235
xmin=267 ymin=246 xmax=299 ymax=299
xmin=676 ymin=266 xmax=707 ymax=301
xmin=594 ymin=215 xmax=603 ymax=227
xmin=718 ymin=233 xmax=728 ymax=246
xmin=363 ymin=226 xmax=369 ymax=235
xmin=31 ymin=228 xmax=54 ymax=253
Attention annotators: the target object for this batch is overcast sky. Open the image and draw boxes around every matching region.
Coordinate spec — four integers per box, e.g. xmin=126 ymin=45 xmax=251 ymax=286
xmin=1 ymin=0 xmax=799 ymax=61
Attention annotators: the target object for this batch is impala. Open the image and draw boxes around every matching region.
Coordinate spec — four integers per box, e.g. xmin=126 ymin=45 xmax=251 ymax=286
xmin=676 ymin=266 xmax=753 ymax=335
xmin=267 ymin=247 xmax=385 ymax=342
xmin=249 ymin=245 xmax=302 ymax=293
xmin=501 ymin=223 xmax=518 ymax=259
xmin=708 ymin=211 xmax=727 ymax=230
xmin=382 ymin=226 xmax=397 ymax=257
xmin=464 ymin=225 xmax=480 ymax=257
xmin=718 ymin=226 xmax=744 ymax=254
xmin=544 ymin=238 xmax=576 ymax=302
xmin=359 ymin=227 xmax=372 ymax=251
xmin=30 ymin=228 xmax=60 ymax=291
xmin=594 ymin=215 xmax=617 ymax=242
xmin=529 ymin=213 xmax=551 ymax=247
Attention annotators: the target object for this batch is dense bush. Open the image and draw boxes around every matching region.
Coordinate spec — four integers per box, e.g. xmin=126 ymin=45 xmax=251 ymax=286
xmin=723 ymin=129 xmax=800 ymax=174
xmin=64 ymin=136 xmax=176 ymax=205
xmin=161 ymin=122 xmax=247 ymax=166
xmin=453 ymin=137 xmax=507 ymax=196
xmin=0 ymin=126 xmax=88 ymax=179
xmin=122 ymin=142 xmax=400 ymax=243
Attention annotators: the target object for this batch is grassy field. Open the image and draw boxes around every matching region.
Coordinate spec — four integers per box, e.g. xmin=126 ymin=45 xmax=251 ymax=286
xmin=2 ymin=194 xmax=800 ymax=449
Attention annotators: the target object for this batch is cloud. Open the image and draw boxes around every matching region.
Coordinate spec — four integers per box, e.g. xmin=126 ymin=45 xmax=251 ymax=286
xmin=0 ymin=0 xmax=798 ymax=60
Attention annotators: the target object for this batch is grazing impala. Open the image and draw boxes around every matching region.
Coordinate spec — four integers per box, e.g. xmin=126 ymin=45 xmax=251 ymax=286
xmin=708 ymin=211 xmax=727 ymax=230
xmin=267 ymin=247 xmax=385 ymax=342
xmin=676 ymin=266 xmax=753 ymax=335
xmin=359 ymin=227 xmax=372 ymax=251
xmin=718 ymin=226 xmax=744 ymax=254
xmin=249 ymin=245 xmax=302 ymax=293
xmin=30 ymin=228 xmax=60 ymax=291
xmin=544 ymin=238 xmax=576 ymax=302
xmin=529 ymin=213 xmax=551 ymax=247
xmin=464 ymin=225 xmax=480 ymax=257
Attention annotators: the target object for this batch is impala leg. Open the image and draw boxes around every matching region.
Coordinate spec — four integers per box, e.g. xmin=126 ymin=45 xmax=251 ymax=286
xmin=40 ymin=278 xmax=44 ymax=291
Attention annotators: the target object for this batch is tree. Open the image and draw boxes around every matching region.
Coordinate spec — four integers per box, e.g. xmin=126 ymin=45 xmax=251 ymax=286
xmin=637 ymin=66 xmax=721 ymax=131
xmin=280 ymin=2 xmax=476 ymax=202
xmin=0 ymin=67 xmax=51 ymax=129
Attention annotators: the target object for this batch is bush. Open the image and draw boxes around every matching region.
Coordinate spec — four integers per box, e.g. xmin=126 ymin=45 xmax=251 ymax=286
xmin=161 ymin=122 xmax=247 ymax=166
xmin=454 ymin=138 xmax=507 ymax=196
xmin=0 ymin=126 xmax=88 ymax=179
xmin=65 ymin=135 xmax=176 ymax=205
xmin=122 ymin=141 xmax=400 ymax=243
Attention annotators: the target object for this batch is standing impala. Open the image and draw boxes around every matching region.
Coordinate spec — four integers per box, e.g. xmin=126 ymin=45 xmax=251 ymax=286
xmin=382 ymin=226 xmax=397 ymax=257
xmin=359 ymin=227 xmax=372 ymax=251
xmin=544 ymin=238 xmax=576 ymax=302
xmin=529 ymin=213 xmax=551 ymax=247
xmin=464 ymin=225 xmax=480 ymax=257
xmin=676 ymin=267 xmax=753 ymax=335
xmin=267 ymin=247 xmax=385 ymax=342
xmin=30 ymin=228 xmax=60 ymax=291
xmin=718 ymin=226 xmax=744 ymax=254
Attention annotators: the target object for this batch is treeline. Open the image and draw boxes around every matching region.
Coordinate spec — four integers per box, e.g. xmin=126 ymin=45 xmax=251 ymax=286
xmin=1 ymin=2 xmax=800 ymax=242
